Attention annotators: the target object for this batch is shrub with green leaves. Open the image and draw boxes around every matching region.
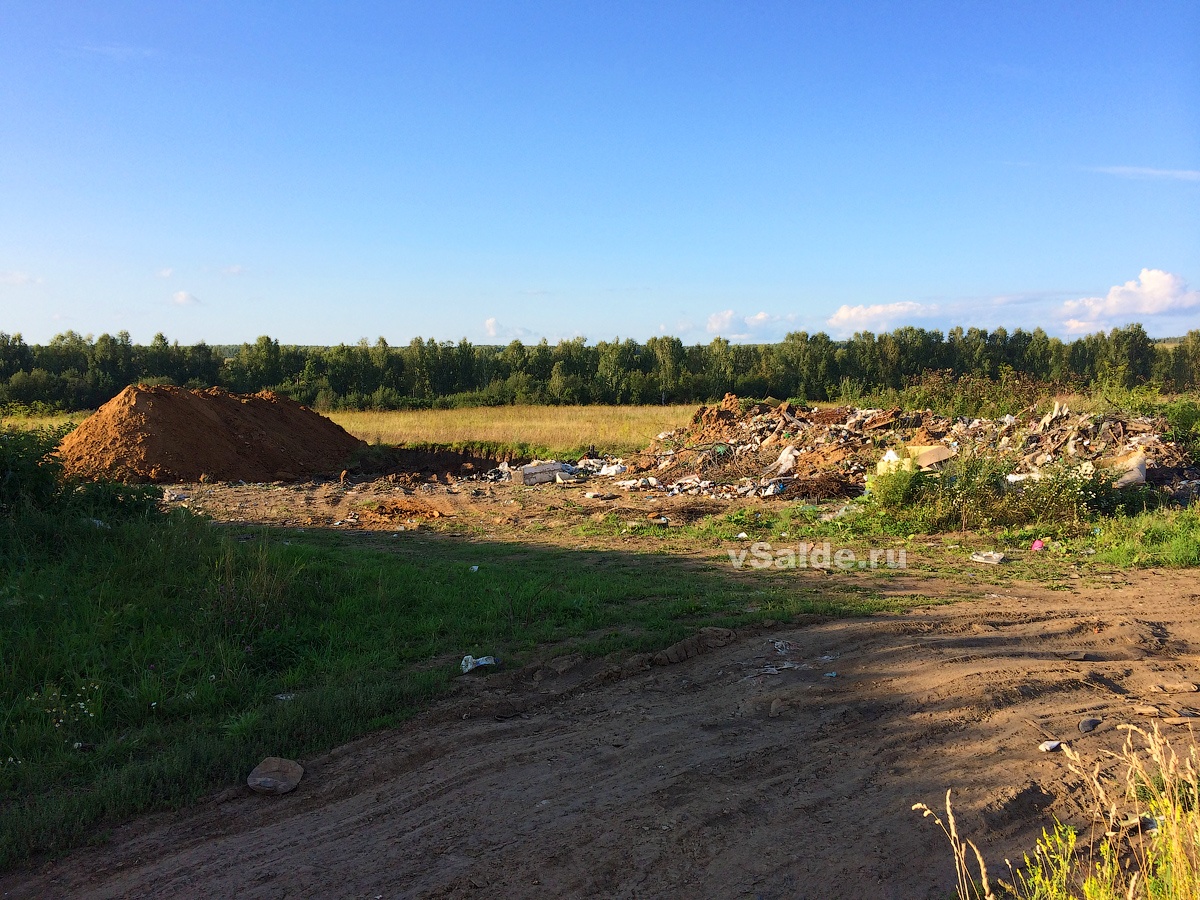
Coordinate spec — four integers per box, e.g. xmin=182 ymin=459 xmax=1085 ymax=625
xmin=867 ymin=453 xmax=1163 ymax=532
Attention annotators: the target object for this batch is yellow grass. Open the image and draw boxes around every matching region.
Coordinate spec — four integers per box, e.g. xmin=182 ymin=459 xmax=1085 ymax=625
xmin=329 ymin=405 xmax=696 ymax=455
xmin=0 ymin=411 xmax=90 ymax=431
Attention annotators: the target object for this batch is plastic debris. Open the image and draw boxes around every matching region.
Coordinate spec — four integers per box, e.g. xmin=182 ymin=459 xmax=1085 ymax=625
xmin=468 ymin=565 xmax=479 ymax=573
xmin=970 ymin=551 xmax=1005 ymax=565
xmin=1038 ymin=740 xmax=1062 ymax=752
xmin=461 ymin=655 xmax=498 ymax=674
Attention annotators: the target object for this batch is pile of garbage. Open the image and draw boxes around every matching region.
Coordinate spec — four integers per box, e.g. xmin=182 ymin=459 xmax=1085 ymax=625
xmin=471 ymin=394 xmax=1197 ymax=503
xmin=620 ymin=394 xmax=1194 ymax=501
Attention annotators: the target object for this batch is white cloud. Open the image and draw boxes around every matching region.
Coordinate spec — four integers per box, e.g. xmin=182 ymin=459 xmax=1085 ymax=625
xmin=481 ymin=316 xmax=535 ymax=341
xmin=171 ymin=291 xmax=199 ymax=305
xmin=706 ymin=310 xmax=736 ymax=334
xmin=1091 ymin=166 xmax=1200 ymax=182
xmin=744 ymin=311 xmax=773 ymax=327
xmin=701 ymin=310 xmax=799 ymax=341
xmin=0 ymin=271 xmax=40 ymax=286
xmin=1060 ymin=269 xmax=1200 ymax=332
xmin=157 ymin=267 xmax=174 ymax=278
xmin=826 ymin=301 xmax=935 ymax=335
xmin=221 ymin=264 xmax=245 ymax=276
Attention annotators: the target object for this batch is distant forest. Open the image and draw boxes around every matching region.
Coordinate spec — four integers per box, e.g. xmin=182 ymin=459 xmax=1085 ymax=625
xmin=1 ymin=325 xmax=1198 ymax=412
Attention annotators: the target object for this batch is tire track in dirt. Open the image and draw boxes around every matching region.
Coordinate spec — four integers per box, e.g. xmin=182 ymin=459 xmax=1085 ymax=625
xmin=5 ymin=574 xmax=1199 ymax=899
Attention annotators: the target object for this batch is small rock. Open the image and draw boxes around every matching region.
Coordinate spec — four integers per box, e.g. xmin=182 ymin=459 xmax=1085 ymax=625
xmin=1078 ymin=717 xmax=1102 ymax=734
xmin=247 ymin=757 xmax=304 ymax=794
xmin=1038 ymin=740 xmax=1062 ymax=752
xmin=769 ymin=698 xmax=784 ymax=718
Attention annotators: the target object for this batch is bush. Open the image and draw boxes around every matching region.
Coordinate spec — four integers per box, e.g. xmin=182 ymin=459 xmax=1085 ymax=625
xmin=0 ymin=426 xmax=68 ymax=514
xmin=867 ymin=454 xmax=1159 ymax=532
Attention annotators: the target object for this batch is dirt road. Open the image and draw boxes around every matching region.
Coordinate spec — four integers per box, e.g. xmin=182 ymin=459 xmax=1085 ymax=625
xmin=6 ymin=571 xmax=1198 ymax=899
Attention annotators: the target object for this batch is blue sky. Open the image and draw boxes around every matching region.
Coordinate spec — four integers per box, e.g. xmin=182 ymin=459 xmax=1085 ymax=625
xmin=1 ymin=2 xmax=1197 ymax=346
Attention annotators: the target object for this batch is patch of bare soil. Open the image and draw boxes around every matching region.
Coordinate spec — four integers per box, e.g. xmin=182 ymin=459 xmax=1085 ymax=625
xmin=57 ymin=385 xmax=365 ymax=483
xmin=6 ymin=573 xmax=1199 ymax=899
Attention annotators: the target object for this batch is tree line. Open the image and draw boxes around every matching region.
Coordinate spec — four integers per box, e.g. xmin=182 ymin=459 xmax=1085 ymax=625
xmin=1 ymin=324 xmax=1198 ymax=412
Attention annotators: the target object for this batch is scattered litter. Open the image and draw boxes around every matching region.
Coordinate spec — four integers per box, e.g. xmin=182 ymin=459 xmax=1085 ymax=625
xmin=736 ymin=532 xmax=749 ymax=540
xmin=461 ymin=655 xmax=498 ymax=674
xmin=970 ymin=551 xmax=1005 ymax=565
xmin=770 ymin=640 xmax=797 ymax=654
xmin=1155 ymin=681 xmax=1199 ymax=693
xmin=247 ymin=756 xmax=304 ymax=794
xmin=1078 ymin=717 xmax=1102 ymax=733
xmin=747 ymin=661 xmax=803 ymax=678
xmin=823 ymin=672 xmax=837 ymax=678
xmin=1030 ymin=539 xmax=1046 ymax=552
xmin=1161 ymin=716 xmax=1198 ymax=726
xmin=1038 ymin=740 xmax=1062 ymax=752
xmin=274 ymin=693 xmax=296 ymax=702
xmin=584 ymin=491 xmax=617 ymax=500
xmin=468 ymin=565 xmax=479 ymax=573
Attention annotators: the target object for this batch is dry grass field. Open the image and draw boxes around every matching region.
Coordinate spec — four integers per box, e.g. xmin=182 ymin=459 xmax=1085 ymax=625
xmin=0 ymin=411 xmax=89 ymax=430
xmin=329 ymin=404 xmax=695 ymax=455
xmin=2 ymin=405 xmax=695 ymax=457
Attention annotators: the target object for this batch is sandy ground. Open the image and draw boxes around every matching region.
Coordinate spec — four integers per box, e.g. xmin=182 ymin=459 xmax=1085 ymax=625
xmin=5 ymin=478 xmax=1199 ymax=899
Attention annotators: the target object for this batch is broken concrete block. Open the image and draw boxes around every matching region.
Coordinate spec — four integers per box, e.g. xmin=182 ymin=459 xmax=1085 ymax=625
xmin=514 ymin=462 xmax=569 ymax=486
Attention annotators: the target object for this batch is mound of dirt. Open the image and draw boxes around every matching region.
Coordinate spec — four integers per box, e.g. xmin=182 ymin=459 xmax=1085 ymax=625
xmin=57 ymin=385 xmax=367 ymax=484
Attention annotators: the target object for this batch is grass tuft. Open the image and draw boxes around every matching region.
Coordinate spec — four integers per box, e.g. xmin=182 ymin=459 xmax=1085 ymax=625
xmin=919 ymin=726 xmax=1200 ymax=899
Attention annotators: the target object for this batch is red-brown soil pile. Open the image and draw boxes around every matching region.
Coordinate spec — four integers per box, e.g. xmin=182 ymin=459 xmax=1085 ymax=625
xmin=57 ymin=385 xmax=367 ymax=483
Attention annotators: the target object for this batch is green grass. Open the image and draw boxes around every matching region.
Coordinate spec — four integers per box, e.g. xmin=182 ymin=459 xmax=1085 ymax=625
xmin=1091 ymin=504 xmax=1200 ymax=567
xmin=0 ymin=427 xmax=917 ymax=871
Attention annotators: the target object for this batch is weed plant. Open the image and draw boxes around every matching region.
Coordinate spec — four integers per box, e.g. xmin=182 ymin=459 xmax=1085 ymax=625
xmin=865 ymin=455 xmax=1162 ymax=533
xmin=917 ymin=726 xmax=1200 ymax=899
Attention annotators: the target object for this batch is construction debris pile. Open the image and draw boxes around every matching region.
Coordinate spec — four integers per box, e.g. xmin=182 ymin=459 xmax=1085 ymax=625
xmin=504 ymin=394 xmax=1194 ymax=503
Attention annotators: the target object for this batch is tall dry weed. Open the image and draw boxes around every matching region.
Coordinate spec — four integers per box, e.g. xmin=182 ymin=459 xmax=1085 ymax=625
xmin=919 ymin=725 xmax=1200 ymax=899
